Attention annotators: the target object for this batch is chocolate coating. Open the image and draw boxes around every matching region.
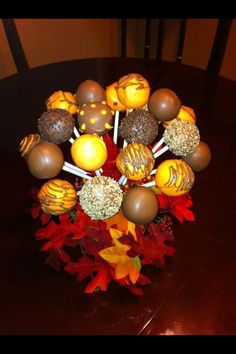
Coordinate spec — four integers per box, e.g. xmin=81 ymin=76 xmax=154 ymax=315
xmin=19 ymin=133 xmax=41 ymax=159
xmin=148 ymin=88 xmax=181 ymax=121
xmin=38 ymin=109 xmax=74 ymax=144
xmin=119 ymin=109 xmax=159 ymax=145
xmin=77 ymin=102 xmax=113 ymax=135
xmin=27 ymin=141 xmax=64 ymax=179
xmin=75 ymin=80 xmax=105 ymax=106
xmin=182 ymin=141 xmax=211 ymax=172
xmin=122 ymin=186 xmax=159 ymax=224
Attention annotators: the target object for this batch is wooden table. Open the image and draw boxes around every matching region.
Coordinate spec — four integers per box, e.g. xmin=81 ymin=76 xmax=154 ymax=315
xmin=1 ymin=58 xmax=236 ymax=335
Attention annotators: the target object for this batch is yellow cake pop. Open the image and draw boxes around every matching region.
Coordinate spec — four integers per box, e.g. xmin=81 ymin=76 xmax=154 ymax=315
xmin=71 ymin=134 xmax=107 ymax=171
xmin=105 ymin=82 xmax=126 ymax=111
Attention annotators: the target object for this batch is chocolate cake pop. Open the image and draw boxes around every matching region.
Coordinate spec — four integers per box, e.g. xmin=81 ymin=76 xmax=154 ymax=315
xmin=119 ymin=109 xmax=159 ymax=145
xmin=163 ymin=120 xmax=200 ymax=156
xmin=121 ymin=186 xmax=159 ymax=224
xmin=38 ymin=179 xmax=77 ymax=215
xmin=77 ymin=102 xmax=113 ymax=135
xmin=27 ymin=141 xmax=64 ymax=179
xmin=46 ymin=90 xmax=78 ymax=115
xmin=79 ymin=176 xmax=123 ymax=220
xmin=116 ymin=73 xmax=150 ymax=109
xmin=116 ymin=143 xmax=155 ymax=181
xmin=182 ymin=141 xmax=211 ymax=172
xmin=75 ymin=80 xmax=105 ymax=106
xmin=148 ymin=88 xmax=181 ymax=121
xmin=19 ymin=133 xmax=41 ymax=159
xmin=155 ymin=159 xmax=195 ymax=196
xmin=38 ymin=109 xmax=74 ymax=144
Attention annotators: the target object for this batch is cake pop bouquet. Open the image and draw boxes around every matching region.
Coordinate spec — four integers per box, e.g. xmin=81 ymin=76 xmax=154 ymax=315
xmin=20 ymin=74 xmax=211 ymax=295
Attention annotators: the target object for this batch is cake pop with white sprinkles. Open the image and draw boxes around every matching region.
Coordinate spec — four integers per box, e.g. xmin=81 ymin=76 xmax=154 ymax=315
xmin=163 ymin=120 xmax=200 ymax=156
xmin=79 ymin=176 xmax=123 ymax=220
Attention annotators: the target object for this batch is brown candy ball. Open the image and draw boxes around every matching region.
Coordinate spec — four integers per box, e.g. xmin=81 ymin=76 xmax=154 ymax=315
xmin=77 ymin=102 xmax=113 ymax=135
xmin=148 ymin=88 xmax=181 ymax=122
xmin=119 ymin=109 xmax=159 ymax=145
xmin=182 ymin=141 xmax=211 ymax=172
xmin=38 ymin=109 xmax=74 ymax=144
xmin=122 ymin=186 xmax=159 ymax=224
xmin=75 ymin=80 xmax=105 ymax=106
xmin=27 ymin=141 xmax=64 ymax=179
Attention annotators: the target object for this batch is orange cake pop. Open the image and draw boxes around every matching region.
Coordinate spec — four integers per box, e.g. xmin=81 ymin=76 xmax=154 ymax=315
xmin=154 ymin=159 xmax=195 ymax=196
xmin=116 ymin=73 xmax=150 ymax=109
xmin=116 ymin=143 xmax=155 ymax=181
xmin=46 ymin=90 xmax=78 ymax=115
xmin=38 ymin=179 xmax=77 ymax=215
xmin=105 ymin=82 xmax=126 ymax=111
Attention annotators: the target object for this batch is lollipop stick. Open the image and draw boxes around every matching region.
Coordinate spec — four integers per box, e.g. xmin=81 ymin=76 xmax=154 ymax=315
xmin=69 ymin=137 xmax=74 ymax=144
xmin=62 ymin=165 xmax=92 ymax=179
xmin=142 ymin=180 xmax=156 ymax=188
xmin=122 ymin=177 xmax=127 ymax=185
xmin=152 ymin=137 xmax=164 ymax=153
xmin=113 ymin=110 xmax=120 ymax=144
xmin=154 ymin=145 xmax=169 ymax=159
xmin=95 ymin=169 xmax=102 ymax=176
xmin=73 ymin=126 xmax=80 ymax=137
xmin=118 ymin=175 xmax=126 ymax=185
xmin=64 ymin=161 xmax=90 ymax=175
xmin=123 ymin=140 xmax=127 ymax=148
xmin=150 ymin=168 xmax=156 ymax=176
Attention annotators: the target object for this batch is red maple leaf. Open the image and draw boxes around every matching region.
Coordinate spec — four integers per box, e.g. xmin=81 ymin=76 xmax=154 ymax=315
xmin=65 ymin=255 xmax=111 ymax=293
xmin=101 ymin=133 xmax=121 ymax=181
xmin=157 ymin=193 xmax=195 ymax=223
xmin=120 ymin=223 xmax=175 ymax=268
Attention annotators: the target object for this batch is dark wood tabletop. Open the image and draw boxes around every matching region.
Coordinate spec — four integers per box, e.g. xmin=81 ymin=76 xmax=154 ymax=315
xmin=0 ymin=58 xmax=236 ymax=335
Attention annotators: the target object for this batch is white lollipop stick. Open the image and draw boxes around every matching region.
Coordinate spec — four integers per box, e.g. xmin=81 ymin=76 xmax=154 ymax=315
xmin=62 ymin=165 xmax=92 ymax=179
xmin=73 ymin=126 xmax=80 ymax=137
xmin=152 ymin=137 xmax=164 ymax=153
xmin=123 ymin=140 xmax=127 ymax=148
xmin=64 ymin=161 xmax=90 ymax=175
xmin=95 ymin=169 xmax=102 ymax=176
xmin=69 ymin=137 xmax=74 ymax=144
xmin=142 ymin=180 xmax=156 ymax=188
xmin=113 ymin=110 xmax=120 ymax=144
xmin=154 ymin=145 xmax=169 ymax=159
xmin=122 ymin=177 xmax=127 ymax=185
xmin=118 ymin=175 xmax=126 ymax=185
xmin=150 ymin=168 xmax=156 ymax=176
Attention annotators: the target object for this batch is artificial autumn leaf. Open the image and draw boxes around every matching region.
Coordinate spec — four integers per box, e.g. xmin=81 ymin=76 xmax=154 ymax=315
xmin=105 ymin=209 xmax=137 ymax=240
xmin=157 ymin=193 xmax=195 ymax=222
xmin=64 ymin=255 xmax=111 ymax=293
xmin=120 ymin=223 xmax=175 ymax=268
xmin=99 ymin=228 xmax=141 ymax=284
xmin=101 ymin=133 xmax=121 ymax=181
xmin=85 ymin=265 xmax=110 ymax=293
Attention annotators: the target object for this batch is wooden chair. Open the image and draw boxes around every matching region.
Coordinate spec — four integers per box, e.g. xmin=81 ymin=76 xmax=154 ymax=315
xmin=2 ymin=19 xmax=29 ymax=73
xmin=120 ymin=19 xmax=232 ymax=75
